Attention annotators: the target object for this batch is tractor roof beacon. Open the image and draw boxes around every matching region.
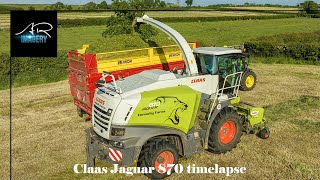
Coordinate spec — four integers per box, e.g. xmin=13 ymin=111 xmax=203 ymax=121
xmin=86 ymin=15 xmax=269 ymax=179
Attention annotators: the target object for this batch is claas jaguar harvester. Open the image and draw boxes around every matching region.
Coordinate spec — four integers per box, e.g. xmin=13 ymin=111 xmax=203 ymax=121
xmin=86 ymin=15 xmax=269 ymax=179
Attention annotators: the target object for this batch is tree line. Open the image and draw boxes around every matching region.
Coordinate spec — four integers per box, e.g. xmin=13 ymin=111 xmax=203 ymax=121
xmin=42 ymin=0 xmax=168 ymax=10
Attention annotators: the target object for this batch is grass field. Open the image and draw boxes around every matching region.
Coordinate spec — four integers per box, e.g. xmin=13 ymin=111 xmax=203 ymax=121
xmin=1 ymin=17 xmax=320 ymax=53
xmin=0 ymin=10 xmax=277 ymax=30
xmin=0 ymin=63 xmax=319 ymax=179
xmin=0 ymin=4 xmax=82 ymax=10
xmin=223 ymin=6 xmax=298 ymax=11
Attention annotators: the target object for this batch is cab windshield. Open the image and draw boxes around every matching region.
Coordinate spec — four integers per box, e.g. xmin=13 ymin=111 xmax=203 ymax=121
xmin=197 ymin=54 xmax=218 ymax=75
xmin=217 ymin=53 xmax=242 ymax=86
xmin=195 ymin=53 xmax=243 ymax=86
xmin=217 ymin=53 xmax=242 ymax=78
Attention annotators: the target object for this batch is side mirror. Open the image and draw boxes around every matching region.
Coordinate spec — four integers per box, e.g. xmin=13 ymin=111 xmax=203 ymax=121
xmin=96 ymin=79 xmax=105 ymax=87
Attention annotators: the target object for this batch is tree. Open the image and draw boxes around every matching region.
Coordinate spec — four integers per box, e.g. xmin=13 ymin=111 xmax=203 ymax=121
xmin=159 ymin=1 xmax=166 ymax=8
xmin=98 ymin=1 xmax=108 ymax=9
xmin=28 ymin=6 xmax=35 ymax=10
xmin=83 ymin=2 xmax=97 ymax=10
xmin=143 ymin=0 xmax=156 ymax=8
xmin=155 ymin=0 xmax=161 ymax=7
xmin=66 ymin=5 xmax=72 ymax=10
xmin=102 ymin=0 xmax=158 ymax=41
xmin=299 ymin=0 xmax=319 ymax=14
xmin=185 ymin=0 xmax=193 ymax=7
xmin=51 ymin=2 xmax=65 ymax=10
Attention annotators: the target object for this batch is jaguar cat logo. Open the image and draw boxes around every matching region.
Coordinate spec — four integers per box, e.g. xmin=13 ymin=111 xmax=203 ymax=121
xmin=153 ymin=96 xmax=188 ymax=125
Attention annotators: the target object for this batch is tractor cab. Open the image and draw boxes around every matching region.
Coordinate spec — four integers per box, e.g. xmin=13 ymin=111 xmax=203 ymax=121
xmin=193 ymin=47 xmax=254 ymax=91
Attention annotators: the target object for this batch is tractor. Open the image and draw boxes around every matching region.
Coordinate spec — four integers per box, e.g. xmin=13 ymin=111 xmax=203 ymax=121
xmin=194 ymin=47 xmax=256 ymax=91
xmin=85 ymin=15 xmax=269 ymax=179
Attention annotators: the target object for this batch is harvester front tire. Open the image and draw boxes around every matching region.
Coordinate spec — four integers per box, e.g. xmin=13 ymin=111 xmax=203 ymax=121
xmin=241 ymin=69 xmax=256 ymax=91
xmin=208 ymin=107 xmax=242 ymax=154
xmin=138 ymin=139 xmax=178 ymax=179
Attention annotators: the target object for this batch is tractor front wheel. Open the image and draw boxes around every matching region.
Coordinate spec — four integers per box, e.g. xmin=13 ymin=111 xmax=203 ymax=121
xmin=241 ymin=69 xmax=257 ymax=91
xmin=208 ymin=107 xmax=242 ymax=154
xmin=138 ymin=139 xmax=179 ymax=179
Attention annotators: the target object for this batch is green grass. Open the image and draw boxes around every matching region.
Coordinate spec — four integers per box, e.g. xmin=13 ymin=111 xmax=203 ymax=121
xmin=0 ymin=68 xmax=68 ymax=91
xmin=250 ymin=56 xmax=320 ymax=65
xmin=1 ymin=63 xmax=319 ymax=179
xmin=0 ymin=4 xmax=81 ymax=10
xmin=265 ymin=96 xmax=320 ymax=133
xmin=1 ymin=17 xmax=320 ymax=53
xmin=1 ymin=17 xmax=320 ymax=91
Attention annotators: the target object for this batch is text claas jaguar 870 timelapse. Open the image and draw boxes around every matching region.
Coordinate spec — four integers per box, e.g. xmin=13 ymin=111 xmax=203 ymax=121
xmin=85 ymin=15 xmax=269 ymax=179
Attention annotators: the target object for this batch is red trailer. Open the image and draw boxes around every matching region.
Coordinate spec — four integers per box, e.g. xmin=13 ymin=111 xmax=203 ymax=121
xmin=68 ymin=43 xmax=198 ymax=117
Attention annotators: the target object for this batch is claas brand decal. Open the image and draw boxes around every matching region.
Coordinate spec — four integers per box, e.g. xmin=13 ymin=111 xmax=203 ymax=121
xmin=128 ymin=86 xmax=202 ymax=133
xmin=96 ymin=97 xmax=105 ymax=105
xmin=191 ymin=78 xmax=205 ymax=83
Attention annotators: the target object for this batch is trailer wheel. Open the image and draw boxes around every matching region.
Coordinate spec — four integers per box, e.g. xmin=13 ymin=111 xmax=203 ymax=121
xmin=241 ymin=69 xmax=256 ymax=91
xmin=77 ymin=107 xmax=85 ymax=118
xmin=138 ymin=139 xmax=178 ymax=179
xmin=208 ymin=107 xmax=242 ymax=154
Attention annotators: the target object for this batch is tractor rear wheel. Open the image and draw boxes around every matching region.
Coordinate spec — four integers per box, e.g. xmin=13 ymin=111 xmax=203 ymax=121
xmin=208 ymin=107 xmax=242 ymax=154
xmin=241 ymin=69 xmax=256 ymax=91
xmin=138 ymin=139 xmax=178 ymax=179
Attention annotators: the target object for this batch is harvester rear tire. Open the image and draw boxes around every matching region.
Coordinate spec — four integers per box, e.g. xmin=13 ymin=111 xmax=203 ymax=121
xmin=137 ymin=139 xmax=178 ymax=179
xmin=240 ymin=69 xmax=256 ymax=91
xmin=208 ymin=107 xmax=242 ymax=154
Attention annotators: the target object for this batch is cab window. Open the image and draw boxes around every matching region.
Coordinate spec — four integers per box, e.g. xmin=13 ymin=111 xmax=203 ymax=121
xmin=217 ymin=54 xmax=242 ymax=86
xmin=196 ymin=54 xmax=218 ymax=75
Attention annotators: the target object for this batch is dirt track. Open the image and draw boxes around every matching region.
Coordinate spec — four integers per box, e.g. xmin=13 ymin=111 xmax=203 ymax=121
xmin=0 ymin=63 xmax=319 ymax=179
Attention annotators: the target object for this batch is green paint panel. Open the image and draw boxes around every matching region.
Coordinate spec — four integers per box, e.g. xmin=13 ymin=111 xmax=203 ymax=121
xmin=128 ymin=86 xmax=202 ymax=133
xmin=248 ymin=107 xmax=265 ymax=126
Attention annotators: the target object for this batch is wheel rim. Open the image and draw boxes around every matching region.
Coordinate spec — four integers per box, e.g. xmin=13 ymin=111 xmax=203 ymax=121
xmin=245 ymin=75 xmax=255 ymax=88
xmin=155 ymin=151 xmax=174 ymax=173
xmin=219 ymin=120 xmax=236 ymax=144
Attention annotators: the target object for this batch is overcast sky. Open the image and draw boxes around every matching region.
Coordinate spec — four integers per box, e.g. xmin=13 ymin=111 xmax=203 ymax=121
xmin=0 ymin=0 xmax=318 ymax=6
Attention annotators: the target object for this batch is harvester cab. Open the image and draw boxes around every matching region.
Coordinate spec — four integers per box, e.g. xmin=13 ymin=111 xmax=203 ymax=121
xmin=86 ymin=15 xmax=269 ymax=179
xmin=193 ymin=47 xmax=254 ymax=91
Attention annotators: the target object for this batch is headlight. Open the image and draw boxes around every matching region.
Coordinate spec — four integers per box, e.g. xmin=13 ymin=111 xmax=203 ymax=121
xmin=111 ymin=127 xmax=125 ymax=136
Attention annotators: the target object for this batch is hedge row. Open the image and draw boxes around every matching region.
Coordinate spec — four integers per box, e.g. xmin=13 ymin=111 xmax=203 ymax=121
xmin=58 ymin=14 xmax=296 ymax=27
xmin=0 ymin=51 xmax=68 ymax=76
xmin=0 ymin=51 xmax=69 ymax=89
xmin=245 ymin=32 xmax=320 ymax=64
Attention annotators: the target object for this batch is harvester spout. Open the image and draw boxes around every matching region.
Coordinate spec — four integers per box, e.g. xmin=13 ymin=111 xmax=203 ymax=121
xmin=136 ymin=15 xmax=198 ymax=76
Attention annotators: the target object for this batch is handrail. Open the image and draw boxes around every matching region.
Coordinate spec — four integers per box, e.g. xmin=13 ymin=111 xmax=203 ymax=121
xmin=218 ymin=72 xmax=243 ymax=99
xmin=101 ymin=71 xmax=122 ymax=94
xmin=207 ymin=72 xmax=243 ymax=121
